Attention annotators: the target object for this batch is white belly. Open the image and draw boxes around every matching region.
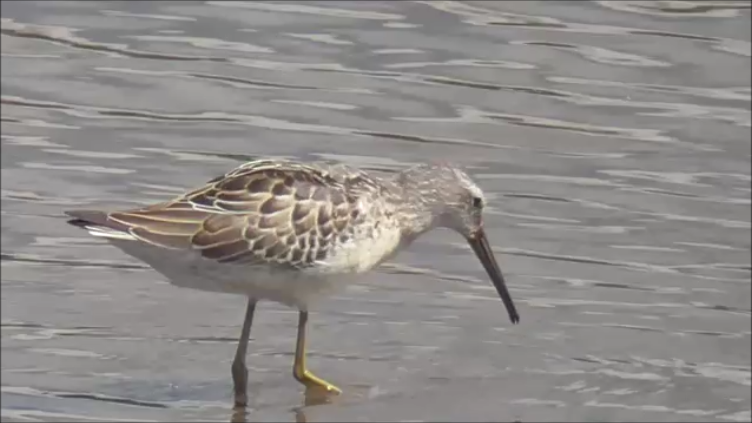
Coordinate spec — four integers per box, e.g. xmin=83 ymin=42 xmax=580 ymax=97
xmin=101 ymin=219 xmax=405 ymax=310
xmin=108 ymin=239 xmax=353 ymax=310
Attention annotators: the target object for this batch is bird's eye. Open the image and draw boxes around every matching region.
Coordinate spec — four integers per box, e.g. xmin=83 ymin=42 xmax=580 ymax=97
xmin=472 ymin=196 xmax=484 ymax=208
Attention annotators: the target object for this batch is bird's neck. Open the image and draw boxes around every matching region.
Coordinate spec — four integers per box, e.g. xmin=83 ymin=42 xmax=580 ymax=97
xmin=384 ymin=169 xmax=444 ymax=241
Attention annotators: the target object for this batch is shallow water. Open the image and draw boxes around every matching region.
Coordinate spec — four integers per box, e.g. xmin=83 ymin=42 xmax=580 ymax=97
xmin=1 ymin=1 xmax=750 ymax=422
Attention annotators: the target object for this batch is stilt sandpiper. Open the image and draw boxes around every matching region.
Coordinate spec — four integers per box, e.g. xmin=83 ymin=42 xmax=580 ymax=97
xmin=65 ymin=159 xmax=520 ymax=407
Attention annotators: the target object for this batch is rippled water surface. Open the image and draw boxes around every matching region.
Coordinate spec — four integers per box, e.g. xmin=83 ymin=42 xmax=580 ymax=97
xmin=2 ymin=1 xmax=750 ymax=422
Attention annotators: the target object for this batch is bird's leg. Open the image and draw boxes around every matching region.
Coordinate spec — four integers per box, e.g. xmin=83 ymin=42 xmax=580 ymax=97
xmin=292 ymin=311 xmax=342 ymax=395
xmin=232 ymin=298 xmax=257 ymax=408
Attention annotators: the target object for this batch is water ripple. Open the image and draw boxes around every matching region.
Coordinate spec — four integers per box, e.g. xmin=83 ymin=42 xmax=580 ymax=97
xmin=1 ymin=18 xmax=230 ymax=62
xmin=206 ymin=1 xmax=406 ymax=21
xmin=2 ymin=386 xmax=167 ymax=410
xmin=124 ymin=34 xmax=274 ymax=54
xmin=595 ymin=1 xmax=751 ymax=18
xmin=512 ymin=40 xmax=671 ymax=67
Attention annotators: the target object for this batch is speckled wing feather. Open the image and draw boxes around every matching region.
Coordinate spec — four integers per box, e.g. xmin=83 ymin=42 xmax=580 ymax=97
xmin=104 ymin=160 xmax=374 ymax=268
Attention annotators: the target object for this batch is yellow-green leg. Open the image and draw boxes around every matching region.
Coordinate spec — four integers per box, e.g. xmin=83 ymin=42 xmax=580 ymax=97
xmin=292 ymin=311 xmax=342 ymax=395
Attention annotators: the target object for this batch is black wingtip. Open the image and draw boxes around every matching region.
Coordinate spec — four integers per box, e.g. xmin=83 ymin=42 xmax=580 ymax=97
xmin=63 ymin=209 xmax=118 ymax=232
xmin=64 ymin=209 xmax=108 ymax=225
xmin=66 ymin=218 xmax=91 ymax=229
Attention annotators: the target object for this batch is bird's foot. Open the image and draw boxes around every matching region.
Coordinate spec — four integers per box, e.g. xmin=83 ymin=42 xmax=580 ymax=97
xmin=294 ymin=369 xmax=342 ymax=395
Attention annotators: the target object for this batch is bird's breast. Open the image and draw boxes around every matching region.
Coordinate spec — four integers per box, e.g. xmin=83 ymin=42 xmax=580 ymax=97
xmin=313 ymin=223 xmax=403 ymax=274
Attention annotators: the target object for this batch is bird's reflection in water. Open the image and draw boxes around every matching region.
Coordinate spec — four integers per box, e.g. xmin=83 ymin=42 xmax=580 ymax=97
xmin=229 ymin=387 xmax=336 ymax=423
xmin=230 ymin=406 xmax=247 ymax=423
xmin=292 ymin=388 xmax=338 ymax=423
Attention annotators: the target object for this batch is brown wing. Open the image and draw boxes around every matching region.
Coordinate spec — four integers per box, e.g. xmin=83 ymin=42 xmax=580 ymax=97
xmin=103 ymin=161 xmax=365 ymax=267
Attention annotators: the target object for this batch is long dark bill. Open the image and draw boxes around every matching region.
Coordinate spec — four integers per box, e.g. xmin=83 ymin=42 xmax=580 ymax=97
xmin=468 ymin=228 xmax=520 ymax=324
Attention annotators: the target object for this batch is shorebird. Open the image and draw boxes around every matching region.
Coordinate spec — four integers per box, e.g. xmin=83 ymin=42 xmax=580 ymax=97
xmin=65 ymin=159 xmax=519 ymax=407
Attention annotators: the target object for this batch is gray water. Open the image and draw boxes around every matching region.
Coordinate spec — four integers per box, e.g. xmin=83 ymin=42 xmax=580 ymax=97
xmin=1 ymin=1 xmax=750 ymax=422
